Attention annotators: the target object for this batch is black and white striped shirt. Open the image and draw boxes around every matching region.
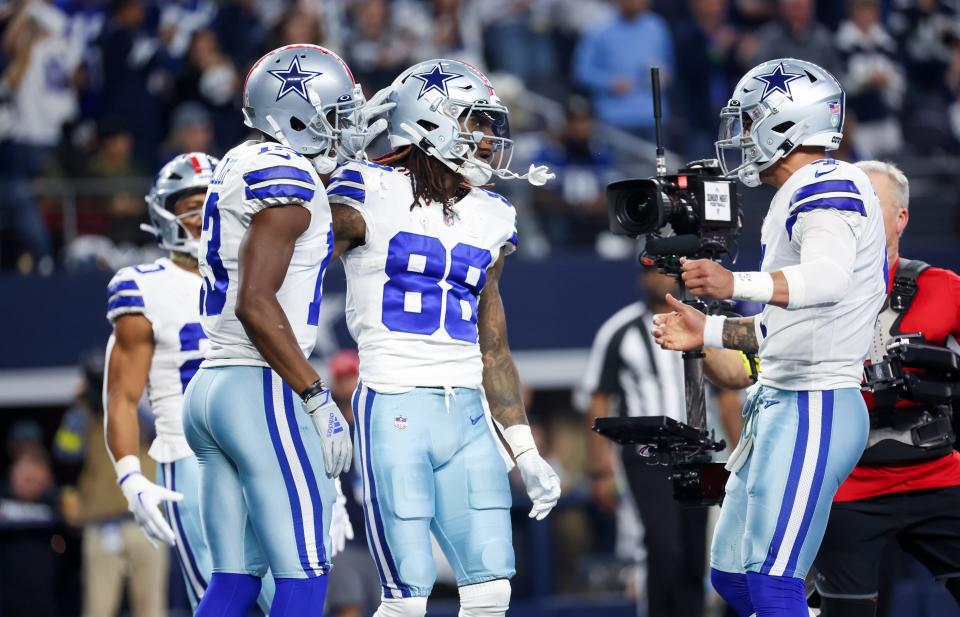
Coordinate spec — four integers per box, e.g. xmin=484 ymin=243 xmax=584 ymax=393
xmin=580 ymin=302 xmax=687 ymax=422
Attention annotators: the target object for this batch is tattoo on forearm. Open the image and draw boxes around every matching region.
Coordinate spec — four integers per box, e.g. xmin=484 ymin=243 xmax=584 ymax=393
xmin=722 ymin=317 xmax=760 ymax=354
xmin=331 ymin=204 xmax=366 ymax=250
xmin=478 ymin=263 xmax=527 ymax=428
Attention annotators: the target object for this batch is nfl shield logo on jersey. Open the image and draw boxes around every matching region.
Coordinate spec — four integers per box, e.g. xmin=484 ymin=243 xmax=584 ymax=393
xmin=394 ymin=415 xmax=408 ymax=430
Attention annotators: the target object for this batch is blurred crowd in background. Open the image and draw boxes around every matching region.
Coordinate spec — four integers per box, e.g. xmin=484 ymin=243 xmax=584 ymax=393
xmin=2 ymin=0 xmax=960 ymax=273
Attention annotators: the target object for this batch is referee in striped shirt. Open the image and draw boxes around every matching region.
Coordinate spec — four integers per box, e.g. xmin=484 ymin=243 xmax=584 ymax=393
xmin=582 ymin=268 xmax=741 ymax=617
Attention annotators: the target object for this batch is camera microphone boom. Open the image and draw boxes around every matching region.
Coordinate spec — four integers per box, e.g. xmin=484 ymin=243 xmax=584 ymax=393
xmin=594 ymin=67 xmax=738 ymax=506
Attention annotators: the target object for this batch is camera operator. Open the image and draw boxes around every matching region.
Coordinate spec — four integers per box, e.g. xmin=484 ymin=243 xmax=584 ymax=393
xmin=811 ymin=161 xmax=960 ymax=617
xmin=581 ymin=268 xmax=743 ymax=617
xmin=651 ymin=58 xmax=887 ymax=616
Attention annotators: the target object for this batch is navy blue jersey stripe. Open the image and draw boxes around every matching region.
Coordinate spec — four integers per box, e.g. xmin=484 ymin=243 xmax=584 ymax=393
xmin=332 ymin=168 xmax=363 ymax=184
xmin=247 ymin=184 xmax=315 ymax=202
xmin=108 ymin=295 xmax=145 ymax=311
xmin=327 ymin=185 xmax=365 ymax=203
xmin=243 ymin=165 xmax=314 ymax=186
xmin=107 ymin=279 xmax=140 ymax=297
xmin=785 ymin=196 xmax=865 ymax=239
xmin=789 ymin=180 xmax=860 ymax=207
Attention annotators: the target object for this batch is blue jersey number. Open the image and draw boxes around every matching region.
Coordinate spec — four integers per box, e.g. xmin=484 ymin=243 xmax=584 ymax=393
xmin=381 ymin=232 xmax=492 ymax=343
xmin=178 ymin=323 xmax=207 ymax=392
xmin=199 ymin=193 xmax=228 ymax=316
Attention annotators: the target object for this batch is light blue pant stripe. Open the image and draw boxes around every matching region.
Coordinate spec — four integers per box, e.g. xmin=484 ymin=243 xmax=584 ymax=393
xmin=785 ymin=390 xmax=834 ymax=576
xmin=352 ymin=382 xmax=390 ymax=594
xmin=759 ymin=392 xmax=810 ymax=575
xmin=261 ymin=367 xmax=320 ymax=578
xmin=280 ymin=381 xmax=326 ymax=567
xmin=158 ymin=459 xmax=209 ymax=610
xmin=358 ymin=383 xmax=411 ymax=598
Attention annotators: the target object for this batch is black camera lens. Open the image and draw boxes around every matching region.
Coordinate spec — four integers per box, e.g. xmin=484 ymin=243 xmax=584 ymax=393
xmin=607 ymin=178 xmax=664 ymax=236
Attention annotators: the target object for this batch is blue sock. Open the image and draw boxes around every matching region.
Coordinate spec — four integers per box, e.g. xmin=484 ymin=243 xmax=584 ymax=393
xmin=195 ymin=573 xmax=261 ymax=617
xmin=711 ymin=568 xmax=756 ymax=617
xmin=271 ymin=576 xmax=330 ymax=616
xmin=746 ymin=571 xmax=807 ymax=616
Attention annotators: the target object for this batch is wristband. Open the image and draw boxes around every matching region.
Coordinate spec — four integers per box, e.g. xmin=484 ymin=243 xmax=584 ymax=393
xmin=300 ymin=379 xmax=327 ymax=403
xmin=732 ymin=271 xmax=774 ymax=304
xmin=114 ymin=454 xmax=141 ymax=483
xmin=703 ymin=315 xmax=727 ymax=349
xmin=503 ymin=424 xmax=537 ymax=458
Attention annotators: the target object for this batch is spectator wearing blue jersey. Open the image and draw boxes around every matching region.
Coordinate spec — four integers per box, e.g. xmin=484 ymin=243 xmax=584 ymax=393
xmin=573 ymin=0 xmax=674 ymax=140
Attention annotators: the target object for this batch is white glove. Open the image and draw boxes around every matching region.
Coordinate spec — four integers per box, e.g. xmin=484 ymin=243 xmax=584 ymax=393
xmin=515 ymin=450 xmax=562 ymax=520
xmin=115 ymin=455 xmax=183 ymax=547
xmin=303 ymin=387 xmax=352 ymax=478
xmin=329 ymin=478 xmax=354 ymax=557
xmin=503 ymin=425 xmax=561 ymax=520
xmin=337 ymin=84 xmax=397 ymax=161
xmin=524 ymin=164 xmax=556 ymax=187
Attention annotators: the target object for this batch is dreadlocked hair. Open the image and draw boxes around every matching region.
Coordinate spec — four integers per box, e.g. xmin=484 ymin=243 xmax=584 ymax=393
xmin=375 ymin=146 xmax=469 ymax=216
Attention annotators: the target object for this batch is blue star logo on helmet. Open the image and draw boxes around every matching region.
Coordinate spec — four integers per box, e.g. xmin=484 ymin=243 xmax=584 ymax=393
xmin=753 ymin=62 xmax=804 ymax=102
xmin=411 ymin=63 xmax=461 ymax=100
xmin=267 ymin=56 xmax=322 ymax=102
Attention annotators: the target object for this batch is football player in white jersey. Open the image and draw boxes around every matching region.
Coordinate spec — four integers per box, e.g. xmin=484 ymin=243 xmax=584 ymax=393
xmin=182 ymin=45 xmax=363 ymax=617
xmin=104 ymin=152 xmax=275 ymax=612
xmin=651 ymin=59 xmax=887 ymax=616
xmin=326 ymin=59 xmax=561 ymax=617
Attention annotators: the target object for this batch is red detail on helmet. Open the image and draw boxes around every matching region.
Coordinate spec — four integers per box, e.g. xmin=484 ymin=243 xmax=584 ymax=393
xmin=190 ymin=155 xmax=202 ymax=175
xmin=457 ymin=60 xmax=495 ymax=96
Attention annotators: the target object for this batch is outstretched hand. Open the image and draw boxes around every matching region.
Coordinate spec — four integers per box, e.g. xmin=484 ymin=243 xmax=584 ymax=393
xmin=651 ymin=293 xmax=706 ymax=351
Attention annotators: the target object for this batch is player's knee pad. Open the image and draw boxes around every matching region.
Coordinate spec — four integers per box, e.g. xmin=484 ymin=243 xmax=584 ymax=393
xmin=746 ymin=571 xmax=806 ymax=617
xmin=710 ymin=568 xmax=754 ymax=617
xmin=270 ymin=576 xmax=329 ymax=617
xmin=195 ymin=573 xmax=261 ymax=617
xmin=458 ymin=579 xmax=511 ymax=617
xmin=373 ymin=596 xmax=428 ymax=617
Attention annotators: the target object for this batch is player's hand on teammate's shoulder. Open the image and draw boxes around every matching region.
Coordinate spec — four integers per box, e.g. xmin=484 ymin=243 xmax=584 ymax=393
xmin=680 ymin=258 xmax=734 ymax=300
xmin=652 ymin=293 xmax=706 ymax=351
xmin=302 ymin=386 xmax=352 ymax=478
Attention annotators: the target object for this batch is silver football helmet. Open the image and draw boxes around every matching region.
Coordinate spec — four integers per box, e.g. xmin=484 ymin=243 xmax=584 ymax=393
xmin=143 ymin=152 xmax=219 ymax=257
xmin=386 ymin=59 xmax=552 ymax=186
xmin=716 ymin=58 xmax=845 ymax=188
xmin=242 ymin=44 xmax=363 ymax=172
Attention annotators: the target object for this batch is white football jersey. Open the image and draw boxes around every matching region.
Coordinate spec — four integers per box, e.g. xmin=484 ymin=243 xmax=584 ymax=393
xmin=106 ymin=258 xmax=207 ymax=463
xmin=756 ymin=158 xmax=886 ymax=390
xmin=328 ymin=161 xmax=518 ymax=393
xmin=198 ymin=140 xmax=334 ymax=367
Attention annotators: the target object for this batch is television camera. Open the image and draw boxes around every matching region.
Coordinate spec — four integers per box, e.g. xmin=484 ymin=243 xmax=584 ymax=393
xmin=593 ymin=68 xmax=744 ymax=506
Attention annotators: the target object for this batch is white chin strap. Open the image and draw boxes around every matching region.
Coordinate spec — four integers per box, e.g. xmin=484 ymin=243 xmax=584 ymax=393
xmin=398 ymin=122 xmax=554 ymax=187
